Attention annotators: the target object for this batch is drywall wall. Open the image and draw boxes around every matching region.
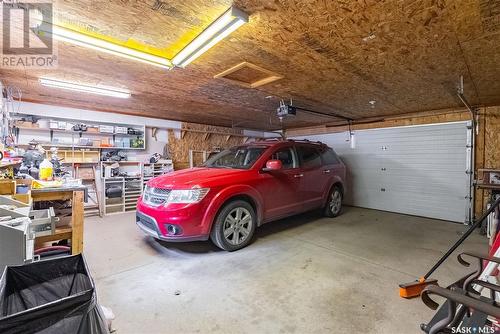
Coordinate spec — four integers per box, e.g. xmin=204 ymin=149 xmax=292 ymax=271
xmin=13 ymin=101 xmax=278 ymax=169
xmin=14 ymin=101 xmax=173 ymax=163
xmin=16 ymin=101 xmax=182 ymax=129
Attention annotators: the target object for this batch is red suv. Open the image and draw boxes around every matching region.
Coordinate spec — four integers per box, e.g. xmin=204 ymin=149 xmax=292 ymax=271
xmin=136 ymin=139 xmax=346 ymax=251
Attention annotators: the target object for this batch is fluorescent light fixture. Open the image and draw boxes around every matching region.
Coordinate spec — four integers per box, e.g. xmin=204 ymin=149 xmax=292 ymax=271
xmin=50 ymin=26 xmax=172 ymax=69
xmin=39 ymin=78 xmax=131 ymax=99
xmin=172 ymin=7 xmax=248 ymax=67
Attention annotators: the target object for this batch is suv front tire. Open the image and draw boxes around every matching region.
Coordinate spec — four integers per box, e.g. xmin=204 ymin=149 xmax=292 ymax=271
xmin=210 ymin=200 xmax=257 ymax=251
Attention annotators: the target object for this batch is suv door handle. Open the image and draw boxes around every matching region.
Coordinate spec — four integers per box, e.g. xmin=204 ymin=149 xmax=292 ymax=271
xmin=294 ymin=174 xmax=304 ymax=178
xmin=323 ymin=170 xmax=331 ymax=174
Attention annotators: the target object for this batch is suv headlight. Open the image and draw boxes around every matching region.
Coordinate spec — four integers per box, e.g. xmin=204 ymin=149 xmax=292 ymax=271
xmin=166 ymin=188 xmax=210 ymax=204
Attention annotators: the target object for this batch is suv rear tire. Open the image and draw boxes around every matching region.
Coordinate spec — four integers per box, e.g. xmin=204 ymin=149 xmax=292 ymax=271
xmin=324 ymin=185 xmax=342 ymax=217
xmin=210 ymin=200 xmax=256 ymax=251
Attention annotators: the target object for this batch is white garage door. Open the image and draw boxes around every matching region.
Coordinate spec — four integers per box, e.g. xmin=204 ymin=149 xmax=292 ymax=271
xmin=294 ymin=122 xmax=471 ymax=222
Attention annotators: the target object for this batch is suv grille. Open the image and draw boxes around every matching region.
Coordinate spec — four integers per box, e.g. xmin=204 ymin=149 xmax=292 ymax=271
xmin=143 ymin=186 xmax=171 ymax=207
xmin=138 ymin=216 xmax=156 ymax=232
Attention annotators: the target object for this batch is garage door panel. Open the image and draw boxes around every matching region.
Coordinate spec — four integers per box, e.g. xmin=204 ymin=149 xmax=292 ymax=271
xmin=294 ymin=122 xmax=469 ymax=222
xmin=380 ymin=178 xmax=465 ymax=196
xmin=350 ymin=192 xmax=465 ymax=222
xmin=377 ymin=193 xmax=465 ymax=222
xmin=342 ymin=159 xmax=466 ymax=171
xmin=345 ymin=158 xmax=465 ymax=170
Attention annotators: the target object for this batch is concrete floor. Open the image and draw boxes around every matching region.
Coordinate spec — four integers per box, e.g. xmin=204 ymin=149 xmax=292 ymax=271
xmin=84 ymin=207 xmax=487 ymax=334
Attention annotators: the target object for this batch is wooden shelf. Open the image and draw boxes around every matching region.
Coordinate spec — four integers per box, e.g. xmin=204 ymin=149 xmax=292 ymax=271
xmin=32 ymin=189 xmax=84 ymax=255
xmin=476 ymin=183 xmax=500 ymax=190
xmin=105 ymin=203 xmax=124 ymax=207
xmin=476 ymin=169 xmax=500 ymax=191
xmin=15 ymin=126 xmax=144 ymax=137
xmin=14 ymin=116 xmax=146 ymax=150
xmin=102 ymin=161 xmax=141 ymax=164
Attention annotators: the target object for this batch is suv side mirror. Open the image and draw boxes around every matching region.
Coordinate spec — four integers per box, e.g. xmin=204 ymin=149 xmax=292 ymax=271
xmin=263 ymin=159 xmax=282 ymax=172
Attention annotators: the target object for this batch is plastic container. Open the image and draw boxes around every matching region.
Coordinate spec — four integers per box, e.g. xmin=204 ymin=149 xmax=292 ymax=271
xmin=39 ymin=158 xmax=53 ymax=180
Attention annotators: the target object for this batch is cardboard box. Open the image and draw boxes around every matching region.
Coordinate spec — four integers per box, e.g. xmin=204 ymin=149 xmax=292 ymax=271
xmin=114 ymin=126 xmax=128 ymax=134
xmin=49 ymin=121 xmax=67 ymax=130
xmin=0 ymin=180 xmax=16 ymax=195
xmin=14 ymin=178 xmax=32 ymax=204
xmin=99 ymin=125 xmax=114 ymax=133
xmin=15 ymin=120 xmax=39 ymax=128
xmin=12 ymin=192 xmax=31 ymax=205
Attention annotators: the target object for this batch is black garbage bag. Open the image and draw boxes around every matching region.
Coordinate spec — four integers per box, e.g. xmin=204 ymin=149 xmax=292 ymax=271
xmin=0 ymin=254 xmax=109 ymax=334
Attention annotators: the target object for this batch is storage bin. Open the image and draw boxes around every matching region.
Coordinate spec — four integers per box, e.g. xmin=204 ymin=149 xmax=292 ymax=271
xmin=0 ymin=255 xmax=109 ymax=334
xmin=29 ymin=207 xmax=59 ymax=237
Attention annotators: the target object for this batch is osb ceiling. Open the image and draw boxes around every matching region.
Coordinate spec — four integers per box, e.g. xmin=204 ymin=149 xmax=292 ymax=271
xmin=1 ymin=0 xmax=500 ymax=131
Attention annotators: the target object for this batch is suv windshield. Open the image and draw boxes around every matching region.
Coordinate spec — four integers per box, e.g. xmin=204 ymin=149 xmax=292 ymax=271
xmin=203 ymin=146 xmax=267 ymax=169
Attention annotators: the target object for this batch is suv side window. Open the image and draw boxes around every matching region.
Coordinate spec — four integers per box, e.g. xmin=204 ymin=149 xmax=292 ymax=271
xmin=320 ymin=147 xmax=341 ymax=165
xmin=271 ymin=147 xmax=297 ymax=169
xmin=297 ymin=146 xmax=322 ymax=169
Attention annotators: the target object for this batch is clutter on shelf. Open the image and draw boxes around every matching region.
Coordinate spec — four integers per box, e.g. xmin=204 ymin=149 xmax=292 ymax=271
xmin=101 ymin=150 xmax=128 ymax=162
xmin=12 ymin=113 xmax=146 ymax=150
xmin=99 ymin=153 xmax=174 ymax=215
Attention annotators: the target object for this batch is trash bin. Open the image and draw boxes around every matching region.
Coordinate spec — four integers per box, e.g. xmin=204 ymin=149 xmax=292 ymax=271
xmin=0 ymin=254 xmax=109 ymax=334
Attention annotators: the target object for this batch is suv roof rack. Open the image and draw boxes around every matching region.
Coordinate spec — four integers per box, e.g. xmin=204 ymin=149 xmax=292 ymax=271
xmin=286 ymin=139 xmax=325 ymax=145
xmin=259 ymin=138 xmax=325 ymax=146
xmin=261 ymin=138 xmax=283 ymax=141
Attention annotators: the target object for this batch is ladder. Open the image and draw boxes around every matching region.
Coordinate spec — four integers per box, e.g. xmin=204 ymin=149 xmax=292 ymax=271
xmin=75 ymin=164 xmax=102 ymax=217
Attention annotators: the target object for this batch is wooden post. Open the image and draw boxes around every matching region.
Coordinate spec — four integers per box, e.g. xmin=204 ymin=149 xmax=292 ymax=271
xmin=71 ymin=190 xmax=84 ymax=255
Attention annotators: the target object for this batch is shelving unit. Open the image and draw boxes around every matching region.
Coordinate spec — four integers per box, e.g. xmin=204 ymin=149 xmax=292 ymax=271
xmin=46 ymin=149 xmax=100 ymax=164
xmin=103 ymin=177 xmax=125 ymax=215
xmin=476 ymin=169 xmax=500 ymax=190
xmin=12 ymin=114 xmax=146 ymax=150
xmin=100 ymin=161 xmax=174 ymax=215
xmin=100 ymin=161 xmax=142 ymax=178
xmin=124 ymin=177 xmax=142 ymax=212
xmin=142 ymin=161 xmax=174 ymax=190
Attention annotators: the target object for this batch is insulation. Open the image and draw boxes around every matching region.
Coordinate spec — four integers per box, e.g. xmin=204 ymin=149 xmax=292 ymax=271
xmin=168 ymin=123 xmax=245 ymax=169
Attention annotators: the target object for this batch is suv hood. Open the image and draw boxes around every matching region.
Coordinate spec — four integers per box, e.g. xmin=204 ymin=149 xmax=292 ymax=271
xmin=147 ymin=167 xmax=246 ymax=188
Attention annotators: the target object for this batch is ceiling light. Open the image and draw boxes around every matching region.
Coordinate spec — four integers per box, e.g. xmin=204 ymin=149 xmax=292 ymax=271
xmin=50 ymin=26 xmax=172 ymax=69
xmin=39 ymin=78 xmax=131 ymax=98
xmin=172 ymin=7 xmax=248 ymax=67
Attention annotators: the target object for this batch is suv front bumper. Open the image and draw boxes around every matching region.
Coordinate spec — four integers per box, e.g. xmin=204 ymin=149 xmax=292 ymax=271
xmin=136 ymin=211 xmax=208 ymax=242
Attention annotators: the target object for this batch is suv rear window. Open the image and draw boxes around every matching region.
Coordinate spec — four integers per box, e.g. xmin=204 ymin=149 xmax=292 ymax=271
xmin=297 ymin=146 xmax=322 ymax=169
